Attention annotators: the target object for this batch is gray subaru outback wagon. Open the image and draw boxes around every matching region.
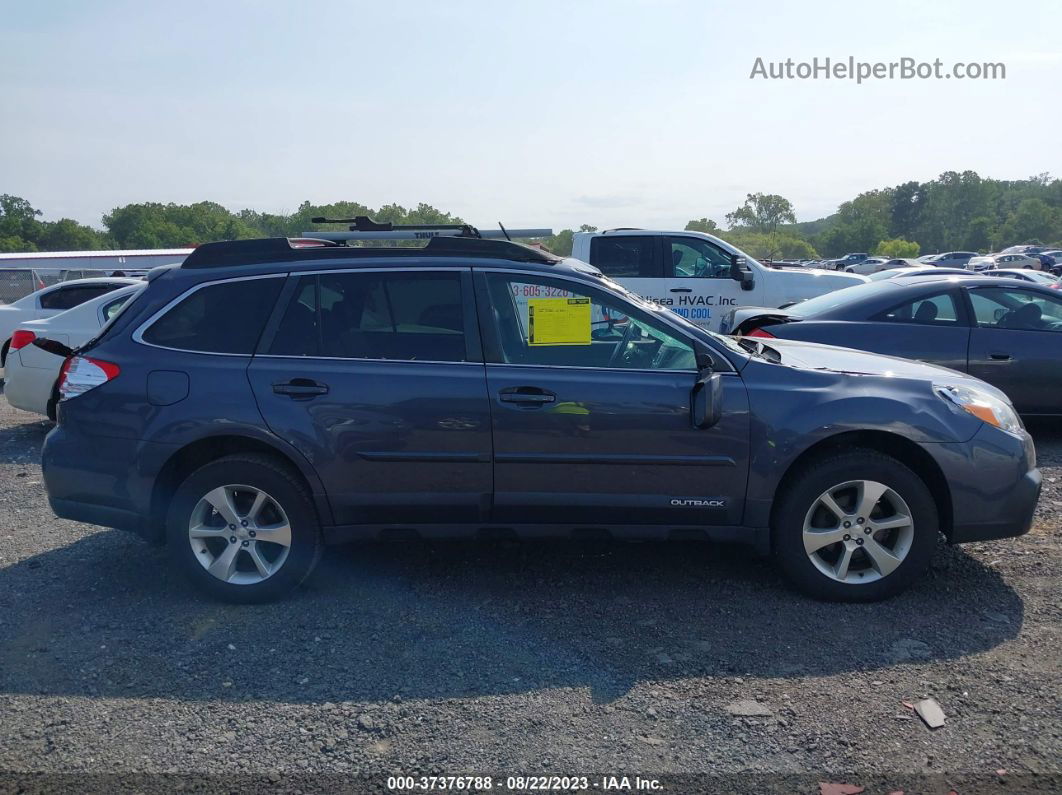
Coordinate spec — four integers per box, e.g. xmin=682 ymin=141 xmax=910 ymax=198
xmin=40 ymin=221 xmax=1041 ymax=603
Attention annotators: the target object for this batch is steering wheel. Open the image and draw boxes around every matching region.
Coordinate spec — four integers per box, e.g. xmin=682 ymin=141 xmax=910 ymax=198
xmin=606 ymin=321 xmax=638 ymax=367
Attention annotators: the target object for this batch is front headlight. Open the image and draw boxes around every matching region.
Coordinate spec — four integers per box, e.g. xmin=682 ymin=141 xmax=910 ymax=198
xmin=935 ymin=384 xmax=1024 ymax=435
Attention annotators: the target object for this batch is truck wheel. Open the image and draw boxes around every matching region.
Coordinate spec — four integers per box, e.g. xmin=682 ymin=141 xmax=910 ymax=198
xmin=166 ymin=454 xmax=322 ymax=603
xmin=772 ymin=450 xmax=939 ymax=601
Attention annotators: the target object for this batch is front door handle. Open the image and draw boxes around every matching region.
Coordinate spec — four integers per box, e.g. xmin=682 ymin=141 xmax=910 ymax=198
xmin=669 ymin=288 xmax=693 ymax=293
xmin=988 ymin=352 xmax=1013 ymax=361
xmin=499 ymin=387 xmax=556 ymax=405
xmin=273 ymin=379 xmax=329 ymax=399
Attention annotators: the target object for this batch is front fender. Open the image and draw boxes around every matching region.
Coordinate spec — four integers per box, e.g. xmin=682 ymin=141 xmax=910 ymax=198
xmin=741 ymin=359 xmax=983 ymax=508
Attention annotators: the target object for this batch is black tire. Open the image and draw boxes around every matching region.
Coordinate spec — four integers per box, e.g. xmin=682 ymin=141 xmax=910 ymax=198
xmin=771 ymin=449 xmax=939 ymax=602
xmin=166 ymin=454 xmax=323 ymax=603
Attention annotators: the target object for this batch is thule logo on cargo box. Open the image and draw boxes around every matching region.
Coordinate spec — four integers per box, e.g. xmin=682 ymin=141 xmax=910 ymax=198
xmin=670 ymin=498 xmax=726 ymax=508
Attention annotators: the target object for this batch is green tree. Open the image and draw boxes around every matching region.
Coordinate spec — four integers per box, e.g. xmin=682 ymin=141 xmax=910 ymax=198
xmin=0 ymin=194 xmax=44 ymax=250
xmin=725 ymin=193 xmax=796 ymax=234
xmin=38 ymin=218 xmax=108 ymax=250
xmin=685 ymin=218 xmax=721 ymax=234
xmin=997 ymin=199 xmax=1060 ymax=247
xmin=874 ymin=238 xmax=920 ymax=258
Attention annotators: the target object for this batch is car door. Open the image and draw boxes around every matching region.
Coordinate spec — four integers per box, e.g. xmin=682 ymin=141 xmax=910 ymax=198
xmin=806 ymin=289 xmax=971 ymax=372
xmin=476 ymin=269 xmax=750 ymax=527
xmin=248 ymin=267 xmax=493 ymax=525
xmin=660 ymin=235 xmax=753 ymax=331
xmin=962 ymin=284 xmax=1062 ymax=414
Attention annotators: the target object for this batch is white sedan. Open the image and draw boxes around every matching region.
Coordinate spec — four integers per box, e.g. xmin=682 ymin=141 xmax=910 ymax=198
xmin=969 ymin=253 xmax=1042 ymax=271
xmin=4 ymin=283 xmax=144 ymax=417
xmin=0 ymin=277 xmax=140 ymax=379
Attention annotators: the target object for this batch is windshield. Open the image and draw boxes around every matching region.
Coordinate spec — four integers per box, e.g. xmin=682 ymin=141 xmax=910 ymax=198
xmin=869 ymin=267 xmax=935 ymax=281
xmin=782 ymin=281 xmax=894 ymax=317
xmin=1023 ymin=271 xmax=1060 ymax=284
xmin=597 ymin=274 xmax=750 ymax=356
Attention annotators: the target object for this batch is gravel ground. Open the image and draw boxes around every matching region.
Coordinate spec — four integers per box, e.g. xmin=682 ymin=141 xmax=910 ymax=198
xmin=0 ymin=399 xmax=1059 ymax=793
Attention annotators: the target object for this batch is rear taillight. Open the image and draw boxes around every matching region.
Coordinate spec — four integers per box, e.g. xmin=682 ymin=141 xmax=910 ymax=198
xmin=745 ymin=327 xmax=776 ymax=338
xmin=9 ymin=329 xmax=36 ymax=351
xmin=56 ymin=356 xmax=120 ymax=401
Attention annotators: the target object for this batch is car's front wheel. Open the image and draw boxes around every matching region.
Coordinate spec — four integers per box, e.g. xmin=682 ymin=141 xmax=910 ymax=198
xmin=166 ymin=454 xmax=322 ymax=603
xmin=772 ymin=450 xmax=939 ymax=601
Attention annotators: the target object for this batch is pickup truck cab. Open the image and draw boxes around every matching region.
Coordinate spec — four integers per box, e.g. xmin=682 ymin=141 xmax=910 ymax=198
xmin=571 ymin=229 xmax=866 ymax=333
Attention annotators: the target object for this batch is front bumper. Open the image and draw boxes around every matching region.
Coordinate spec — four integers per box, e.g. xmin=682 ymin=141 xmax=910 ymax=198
xmin=928 ymin=424 xmax=1042 ymax=544
xmin=948 ymin=466 xmax=1041 ymax=543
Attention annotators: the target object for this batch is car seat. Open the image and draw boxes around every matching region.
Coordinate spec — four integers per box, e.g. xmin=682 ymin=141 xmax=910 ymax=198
xmin=1000 ymin=302 xmax=1042 ymax=330
xmin=914 ymin=302 xmax=939 ymax=322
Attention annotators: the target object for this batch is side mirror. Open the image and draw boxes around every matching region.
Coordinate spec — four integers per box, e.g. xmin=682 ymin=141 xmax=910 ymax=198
xmin=691 ymin=370 xmax=723 ymax=430
xmin=31 ymin=337 xmax=74 ymax=358
xmin=730 ymin=254 xmax=755 ymax=290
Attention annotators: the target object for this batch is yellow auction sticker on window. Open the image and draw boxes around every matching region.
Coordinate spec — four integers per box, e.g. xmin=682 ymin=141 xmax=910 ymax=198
xmin=527 ymin=297 xmax=591 ymax=346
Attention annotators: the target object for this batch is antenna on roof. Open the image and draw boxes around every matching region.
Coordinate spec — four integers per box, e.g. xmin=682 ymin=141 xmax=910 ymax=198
xmin=498 ymin=222 xmax=512 ymax=241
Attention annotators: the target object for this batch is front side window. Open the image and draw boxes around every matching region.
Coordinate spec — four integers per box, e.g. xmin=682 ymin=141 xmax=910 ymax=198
xmin=267 ymin=271 xmax=468 ymax=362
xmin=667 ymin=236 xmax=733 ymax=279
xmin=484 ymin=273 xmax=695 ymax=370
xmin=967 ymin=286 xmax=1062 ymax=332
xmin=875 ymin=292 xmax=960 ymax=325
xmin=141 ymin=277 xmax=283 ymax=354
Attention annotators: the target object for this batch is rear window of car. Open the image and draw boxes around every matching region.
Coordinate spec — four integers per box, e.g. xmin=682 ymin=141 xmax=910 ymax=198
xmin=39 ymin=284 xmax=123 ymax=311
xmin=266 ymin=271 xmax=467 ymax=362
xmin=141 ymin=277 xmax=284 ymax=354
xmin=785 ymin=281 xmax=895 ymax=317
xmin=589 ymin=236 xmax=660 ymax=278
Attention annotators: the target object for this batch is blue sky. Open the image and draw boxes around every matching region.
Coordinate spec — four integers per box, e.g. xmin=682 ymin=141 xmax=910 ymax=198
xmin=2 ymin=0 xmax=1060 ymax=232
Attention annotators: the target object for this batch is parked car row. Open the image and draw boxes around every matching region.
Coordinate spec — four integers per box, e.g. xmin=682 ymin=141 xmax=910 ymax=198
xmin=0 ymin=226 xmax=1035 ymax=606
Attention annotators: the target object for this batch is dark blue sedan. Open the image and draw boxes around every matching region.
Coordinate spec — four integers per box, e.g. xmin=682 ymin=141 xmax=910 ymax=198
xmin=727 ymin=275 xmax=1062 ymax=416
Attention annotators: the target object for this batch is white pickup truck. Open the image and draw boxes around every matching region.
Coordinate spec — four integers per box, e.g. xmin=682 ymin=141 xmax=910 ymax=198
xmin=571 ymin=229 xmax=867 ymax=332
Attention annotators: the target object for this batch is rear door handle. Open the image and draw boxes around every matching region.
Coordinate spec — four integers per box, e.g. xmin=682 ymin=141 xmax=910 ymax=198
xmin=669 ymin=288 xmax=692 ymax=293
xmin=273 ymin=379 xmax=329 ymax=399
xmin=988 ymin=352 xmax=1013 ymax=361
xmin=499 ymin=387 xmax=556 ymax=405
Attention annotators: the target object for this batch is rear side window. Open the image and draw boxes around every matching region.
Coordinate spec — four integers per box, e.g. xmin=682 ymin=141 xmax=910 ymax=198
xmin=40 ymin=284 xmax=121 ymax=310
xmin=589 ymin=236 xmax=659 ymax=278
xmin=267 ymin=271 xmax=467 ymax=362
xmin=142 ymin=277 xmax=283 ymax=354
xmin=875 ymin=292 xmax=960 ymax=325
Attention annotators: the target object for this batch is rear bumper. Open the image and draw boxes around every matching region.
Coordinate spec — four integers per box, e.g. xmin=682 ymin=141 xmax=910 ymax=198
xmin=3 ymin=352 xmax=53 ymax=415
xmin=42 ymin=423 xmax=169 ymax=542
xmin=49 ymin=497 xmax=146 ymax=535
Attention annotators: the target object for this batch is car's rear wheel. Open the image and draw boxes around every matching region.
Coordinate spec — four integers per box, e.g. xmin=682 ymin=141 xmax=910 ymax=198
xmin=772 ymin=450 xmax=939 ymax=601
xmin=166 ymin=454 xmax=322 ymax=603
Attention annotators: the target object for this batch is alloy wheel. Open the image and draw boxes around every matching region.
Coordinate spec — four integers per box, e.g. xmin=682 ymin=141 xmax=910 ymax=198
xmin=802 ymin=479 xmax=915 ymax=584
xmin=187 ymin=484 xmax=292 ymax=585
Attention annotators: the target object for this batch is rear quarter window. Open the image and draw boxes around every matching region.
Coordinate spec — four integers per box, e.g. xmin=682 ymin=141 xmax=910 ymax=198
xmin=141 ymin=277 xmax=284 ymax=354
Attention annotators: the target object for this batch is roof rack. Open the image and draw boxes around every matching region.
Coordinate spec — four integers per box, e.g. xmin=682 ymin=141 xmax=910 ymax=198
xmin=304 ymin=216 xmax=553 ymax=243
xmin=180 ymin=233 xmax=561 ymax=269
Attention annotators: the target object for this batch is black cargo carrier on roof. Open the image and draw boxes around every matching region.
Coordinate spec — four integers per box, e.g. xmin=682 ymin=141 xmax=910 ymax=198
xmin=180 ymin=234 xmax=561 ymax=270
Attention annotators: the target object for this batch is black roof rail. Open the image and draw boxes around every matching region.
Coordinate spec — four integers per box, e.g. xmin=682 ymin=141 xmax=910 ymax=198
xmin=180 ymin=236 xmax=560 ymax=269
